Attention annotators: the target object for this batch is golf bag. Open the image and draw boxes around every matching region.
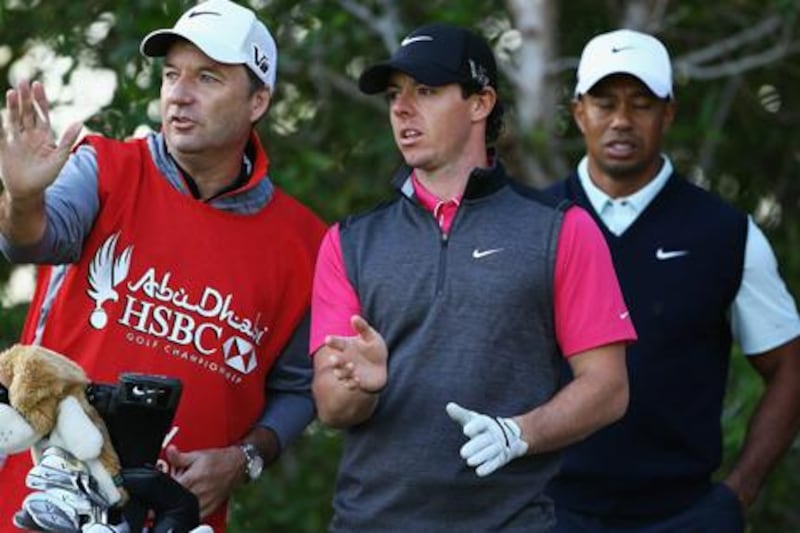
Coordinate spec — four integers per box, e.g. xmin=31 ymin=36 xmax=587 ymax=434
xmin=2 ymin=372 xmax=201 ymax=532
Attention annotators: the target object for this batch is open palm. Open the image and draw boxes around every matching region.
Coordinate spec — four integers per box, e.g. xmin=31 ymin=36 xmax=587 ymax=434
xmin=0 ymin=80 xmax=83 ymax=200
xmin=324 ymin=315 xmax=388 ymax=393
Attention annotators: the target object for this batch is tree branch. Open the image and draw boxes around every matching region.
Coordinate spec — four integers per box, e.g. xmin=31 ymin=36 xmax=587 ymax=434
xmin=697 ymin=74 xmax=742 ymax=175
xmin=674 ymin=10 xmax=799 ymax=80
xmin=677 ymin=40 xmax=800 ymax=80
xmin=678 ymin=15 xmax=782 ymax=65
xmin=337 ymin=0 xmax=401 ymax=52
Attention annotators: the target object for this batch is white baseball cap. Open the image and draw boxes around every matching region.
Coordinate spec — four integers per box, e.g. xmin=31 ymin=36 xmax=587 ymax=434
xmin=574 ymin=29 xmax=672 ymax=99
xmin=140 ymin=0 xmax=277 ymax=91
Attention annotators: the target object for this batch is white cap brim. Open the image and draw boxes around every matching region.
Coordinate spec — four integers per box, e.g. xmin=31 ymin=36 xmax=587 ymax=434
xmin=574 ymin=29 xmax=673 ymax=99
xmin=141 ymin=29 xmax=245 ymax=65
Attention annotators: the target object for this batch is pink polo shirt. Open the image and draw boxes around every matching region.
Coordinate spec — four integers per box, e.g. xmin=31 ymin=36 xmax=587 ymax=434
xmin=311 ymin=175 xmax=635 ymax=357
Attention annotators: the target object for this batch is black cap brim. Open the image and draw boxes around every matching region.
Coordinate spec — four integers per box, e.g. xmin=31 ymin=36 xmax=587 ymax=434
xmin=358 ymin=59 xmax=463 ymax=94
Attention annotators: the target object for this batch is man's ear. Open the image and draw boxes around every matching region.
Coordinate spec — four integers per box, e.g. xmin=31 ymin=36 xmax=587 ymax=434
xmin=572 ymin=98 xmax=587 ymax=134
xmin=251 ymin=87 xmax=271 ymax=123
xmin=662 ymin=98 xmax=677 ymax=132
xmin=471 ymin=87 xmax=497 ymax=122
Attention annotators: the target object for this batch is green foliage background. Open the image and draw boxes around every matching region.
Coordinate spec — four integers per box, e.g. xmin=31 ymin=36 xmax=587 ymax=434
xmin=1 ymin=1 xmax=799 ymax=531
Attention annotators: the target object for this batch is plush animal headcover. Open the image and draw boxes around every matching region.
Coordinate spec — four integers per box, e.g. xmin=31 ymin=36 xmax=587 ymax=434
xmin=0 ymin=343 xmax=127 ymax=506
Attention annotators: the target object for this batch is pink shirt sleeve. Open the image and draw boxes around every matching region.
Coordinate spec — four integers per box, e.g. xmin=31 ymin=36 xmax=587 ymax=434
xmin=310 ymin=224 xmax=361 ymax=354
xmin=554 ymin=206 xmax=637 ymax=357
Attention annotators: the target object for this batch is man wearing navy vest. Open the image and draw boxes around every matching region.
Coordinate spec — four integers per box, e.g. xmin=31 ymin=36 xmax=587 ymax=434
xmin=547 ymin=29 xmax=800 ymax=531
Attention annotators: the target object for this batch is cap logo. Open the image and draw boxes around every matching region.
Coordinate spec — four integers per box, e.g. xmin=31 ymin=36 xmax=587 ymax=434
xmin=188 ymin=10 xmax=221 ymax=18
xmin=611 ymin=46 xmax=634 ymax=53
xmin=469 ymin=59 xmax=490 ymax=88
xmin=253 ymin=45 xmax=270 ymax=75
xmin=401 ymin=35 xmax=434 ymax=47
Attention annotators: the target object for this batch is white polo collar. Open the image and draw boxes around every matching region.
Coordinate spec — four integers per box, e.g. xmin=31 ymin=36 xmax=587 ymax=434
xmin=577 ymin=154 xmax=673 ymax=233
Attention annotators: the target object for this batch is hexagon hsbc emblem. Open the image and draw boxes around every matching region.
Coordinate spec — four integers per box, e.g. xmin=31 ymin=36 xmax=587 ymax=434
xmin=223 ymin=336 xmax=258 ymax=375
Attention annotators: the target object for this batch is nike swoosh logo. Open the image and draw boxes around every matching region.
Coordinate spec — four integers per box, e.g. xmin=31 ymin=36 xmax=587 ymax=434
xmin=612 ymin=46 xmax=634 ymax=53
xmin=656 ymin=247 xmax=689 ymax=260
xmin=472 ymin=248 xmax=504 ymax=259
xmin=401 ymin=35 xmax=434 ymax=47
xmin=619 ymin=311 xmax=630 ymax=320
xmin=188 ymin=10 xmax=221 ymax=18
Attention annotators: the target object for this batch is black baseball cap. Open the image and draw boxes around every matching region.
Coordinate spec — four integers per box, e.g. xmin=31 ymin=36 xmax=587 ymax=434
xmin=358 ymin=23 xmax=497 ymax=94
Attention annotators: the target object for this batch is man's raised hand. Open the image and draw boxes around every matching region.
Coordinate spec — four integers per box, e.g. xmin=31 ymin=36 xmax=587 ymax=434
xmin=323 ymin=315 xmax=388 ymax=393
xmin=0 ymin=80 xmax=83 ymax=201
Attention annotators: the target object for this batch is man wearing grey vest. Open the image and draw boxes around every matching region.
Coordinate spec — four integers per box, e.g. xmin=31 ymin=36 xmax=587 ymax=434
xmin=547 ymin=29 xmax=800 ymax=531
xmin=310 ymin=23 xmax=637 ymax=532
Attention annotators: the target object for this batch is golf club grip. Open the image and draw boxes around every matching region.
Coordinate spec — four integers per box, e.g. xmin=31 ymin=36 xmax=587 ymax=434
xmin=88 ymin=374 xmax=183 ymax=468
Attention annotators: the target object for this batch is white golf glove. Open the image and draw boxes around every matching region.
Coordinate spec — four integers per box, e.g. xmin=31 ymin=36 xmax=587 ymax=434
xmin=446 ymin=402 xmax=528 ymax=477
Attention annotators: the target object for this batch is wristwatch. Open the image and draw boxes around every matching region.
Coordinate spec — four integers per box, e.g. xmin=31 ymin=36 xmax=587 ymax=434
xmin=238 ymin=443 xmax=264 ymax=482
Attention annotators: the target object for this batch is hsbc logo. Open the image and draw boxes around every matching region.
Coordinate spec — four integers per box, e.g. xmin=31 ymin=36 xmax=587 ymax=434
xmin=223 ymin=336 xmax=257 ymax=375
xmin=88 ymin=231 xmax=270 ymax=377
